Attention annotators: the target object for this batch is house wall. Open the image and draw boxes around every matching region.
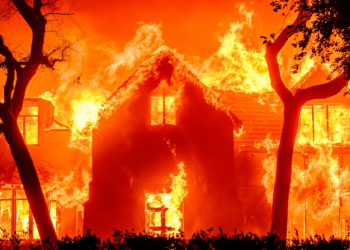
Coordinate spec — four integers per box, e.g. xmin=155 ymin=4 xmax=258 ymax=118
xmin=224 ymin=76 xmax=350 ymax=237
xmin=84 ymin=79 xmax=244 ymax=239
xmin=0 ymin=99 xmax=89 ymax=238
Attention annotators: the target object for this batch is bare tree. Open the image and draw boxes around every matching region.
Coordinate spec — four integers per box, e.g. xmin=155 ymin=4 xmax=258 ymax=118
xmin=265 ymin=9 xmax=348 ymax=239
xmin=0 ymin=0 xmax=75 ymax=241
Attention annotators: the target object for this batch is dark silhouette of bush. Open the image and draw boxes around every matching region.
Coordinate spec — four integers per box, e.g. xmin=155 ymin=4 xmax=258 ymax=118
xmin=0 ymin=228 xmax=349 ymax=249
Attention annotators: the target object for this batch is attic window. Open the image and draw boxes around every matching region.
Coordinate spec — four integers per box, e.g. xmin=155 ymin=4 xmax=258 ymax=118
xmin=18 ymin=106 xmax=39 ymax=145
xmin=297 ymin=104 xmax=350 ymax=144
xmin=151 ymin=96 xmax=175 ymax=125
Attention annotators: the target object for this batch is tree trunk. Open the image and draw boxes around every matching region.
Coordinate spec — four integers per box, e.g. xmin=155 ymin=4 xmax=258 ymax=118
xmin=271 ymin=102 xmax=302 ymax=239
xmin=2 ymin=111 xmax=57 ymax=241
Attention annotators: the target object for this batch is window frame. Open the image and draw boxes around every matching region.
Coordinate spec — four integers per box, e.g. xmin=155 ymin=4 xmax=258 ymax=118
xmin=0 ymin=187 xmax=59 ymax=239
xmin=298 ymin=104 xmax=345 ymax=143
xmin=18 ymin=106 xmax=39 ymax=146
xmin=150 ymin=94 xmax=176 ymax=126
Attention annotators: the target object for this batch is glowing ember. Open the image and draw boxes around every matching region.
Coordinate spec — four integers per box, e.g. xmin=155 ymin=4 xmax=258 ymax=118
xmin=145 ymin=162 xmax=188 ymax=235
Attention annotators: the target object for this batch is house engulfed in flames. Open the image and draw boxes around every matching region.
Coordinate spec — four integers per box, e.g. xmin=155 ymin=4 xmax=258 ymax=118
xmin=221 ymin=64 xmax=350 ymax=238
xmin=0 ymin=98 xmax=90 ymax=239
xmin=83 ymin=46 xmax=244 ymax=239
xmin=3 ymin=45 xmax=350 ymax=241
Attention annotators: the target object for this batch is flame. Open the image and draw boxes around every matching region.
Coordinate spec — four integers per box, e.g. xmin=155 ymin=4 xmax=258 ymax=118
xmin=145 ymin=162 xmax=188 ymax=235
xmin=103 ymin=23 xmax=164 ymax=85
xmin=0 ymin=188 xmax=59 ymax=239
xmin=190 ymin=22 xmax=275 ymax=94
xmin=40 ymin=23 xmax=164 ymax=152
xmin=261 ymin=104 xmax=350 ymax=237
xmin=69 ymin=89 xmax=106 ymax=152
xmin=43 ymin=166 xmax=90 ymax=212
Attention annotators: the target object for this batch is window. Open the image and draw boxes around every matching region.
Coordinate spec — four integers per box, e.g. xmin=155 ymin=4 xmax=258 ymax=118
xmin=297 ymin=104 xmax=350 ymax=144
xmin=0 ymin=187 xmax=58 ymax=239
xmin=18 ymin=106 xmax=39 ymax=145
xmin=145 ymin=192 xmax=182 ymax=235
xmin=151 ymin=96 xmax=175 ymax=125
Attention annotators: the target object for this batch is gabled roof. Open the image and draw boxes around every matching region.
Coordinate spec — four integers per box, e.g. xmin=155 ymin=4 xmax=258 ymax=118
xmin=219 ymin=63 xmax=348 ymax=153
xmin=218 ymin=91 xmax=283 ymax=152
xmin=100 ymin=46 xmax=243 ymax=132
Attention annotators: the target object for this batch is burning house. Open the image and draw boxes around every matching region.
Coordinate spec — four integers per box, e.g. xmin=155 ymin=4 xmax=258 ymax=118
xmin=83 ymin=46 xmax=244 ymax=239
xmin=221 ymin=65 xmax=350 ymax=238
xmin=0 ymin=98 xmax=89 ymax=239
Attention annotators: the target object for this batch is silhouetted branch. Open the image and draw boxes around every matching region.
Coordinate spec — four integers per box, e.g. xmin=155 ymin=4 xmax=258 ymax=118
xmin=0 ymin=35 xmax=16 ymax=110
xmin=265 ymin=9 xmax=311 ymax=104
xmin=295 ymin=73 xmax=348 ymax=103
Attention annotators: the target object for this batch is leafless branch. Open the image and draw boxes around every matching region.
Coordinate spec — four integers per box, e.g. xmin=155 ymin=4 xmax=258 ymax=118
xmin=0 ymin=35 xmax=16 ymax=110
xmin=44 ymin=12 xmax=72 ymax=16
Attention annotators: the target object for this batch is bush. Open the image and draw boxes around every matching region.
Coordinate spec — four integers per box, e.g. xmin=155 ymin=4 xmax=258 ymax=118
xmin=0 ymin=228 xmax=349 ymax=249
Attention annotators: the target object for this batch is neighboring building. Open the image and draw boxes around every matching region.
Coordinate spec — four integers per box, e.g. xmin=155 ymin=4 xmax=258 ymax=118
xmin=84 ymin=46 xmax=244 ymax=239
xmin=220 ymin=66 xmax=350 ymax=237
xmin=0 ymin=98 xmax=89 ymax=239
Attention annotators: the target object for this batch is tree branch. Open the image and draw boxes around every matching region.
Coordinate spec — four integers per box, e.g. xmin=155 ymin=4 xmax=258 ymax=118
xmin=295 ymin=73 xmax=348 ymax=103
xmin=44 ymin=12 xmax=73 ymax=17
xmin=11 ymin=0 xmax=38 ymax=29
xmin=11 ymin=0 xmax=47 ymax=118
xmin=0 ymin=36 xmax=16 ymax=110
xmin=265 ymin=40 xmax=293 ymax=104
xmin=265 ymin=9 xmax=311 ymax=104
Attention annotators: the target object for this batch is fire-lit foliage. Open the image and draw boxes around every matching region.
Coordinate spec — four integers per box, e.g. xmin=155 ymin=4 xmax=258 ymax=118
xmin=268 ymin=0 xmax=350 ymax=78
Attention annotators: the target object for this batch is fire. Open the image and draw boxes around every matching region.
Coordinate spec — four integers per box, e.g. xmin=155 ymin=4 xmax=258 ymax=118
xmin=43 ymin=166 xmax=90 ymax=212
xmin=261 ymin=104 xmax=350 ymax=237
xmin=145 ymin=162 xmax=188 ymax=235
xmin=69 ymin=89 xmax=106 ymax=152
xmin=186 ymin=5 xmax=275 ymax=94
xmin=0 ymin=187 xmax=59 ymax=239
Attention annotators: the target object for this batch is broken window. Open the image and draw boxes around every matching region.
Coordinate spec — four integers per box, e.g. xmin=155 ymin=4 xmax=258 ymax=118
xmin=297 ymin=104 xmax=350 ymax=144
xmin=18 ymin=106 xmax=39 ymax=145
xmin=151 ymin=96 xmax=175 ymax=125
xmin=0 ymin=187 xmax=59 ymax=239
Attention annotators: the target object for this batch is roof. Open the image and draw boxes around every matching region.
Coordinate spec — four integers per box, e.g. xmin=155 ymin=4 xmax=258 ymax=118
xmin=219 ymin=65 xmax=349 ymax=153
xmin=100 ymin=46 xmax=243 ymax=132
xmin=218 ymin=91 xmax=283 ymax=152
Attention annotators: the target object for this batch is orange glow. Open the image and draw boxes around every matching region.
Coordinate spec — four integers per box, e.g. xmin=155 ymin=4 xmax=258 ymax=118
xmin=3 ymin=0 xmax=350 ymax=239
xmin=145 ymin=162 xmax=188 ymax=235
xmin=44 ymin=167 xmax=90 ymax=212
xmin=0 ymin=188 xmax=58 ymax=239
xmin=18 ymin=107 xmax=39 ymax=145
xmin=262 ymin=104 xmax=350 ymax=237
